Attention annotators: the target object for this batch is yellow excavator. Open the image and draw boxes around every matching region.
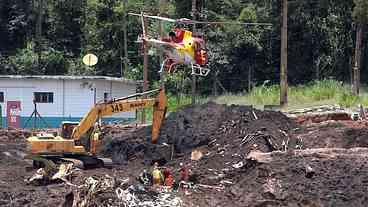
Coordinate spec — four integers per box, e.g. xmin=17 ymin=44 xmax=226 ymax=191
xmin=26 ymin=88 xmax=167 ymax=169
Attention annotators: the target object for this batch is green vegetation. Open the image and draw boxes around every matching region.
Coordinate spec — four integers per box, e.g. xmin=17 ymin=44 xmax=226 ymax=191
xmin=216 ymin=79 xmax=368 ymax=109
xmin=0 ymin=0 xmax=366 ymax=96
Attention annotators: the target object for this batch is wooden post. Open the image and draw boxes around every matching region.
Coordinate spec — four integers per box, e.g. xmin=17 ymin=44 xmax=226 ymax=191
xmin=316 ymin=59 xmax=320 ymax=80
xmin=248 ymin=65 xmax=252 ymax=93
xmin=353 ymin=24 xmax=363 ymax=96
xmin=123 ymin=0 xmax=128 ymax=77
xmin=191 ymin=0 xmax=197 ymax=104
xmin=36 ymin=0 xmax=43 ymax=71
xmin=280 ymin=0 xmax=288 ymax=106
xmin=141 ymin=15 xmax=149 ymax=124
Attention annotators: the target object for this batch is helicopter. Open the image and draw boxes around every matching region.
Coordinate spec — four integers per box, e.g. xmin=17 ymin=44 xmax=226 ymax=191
xmin=129 ymin=12 xmax=271 ymax=77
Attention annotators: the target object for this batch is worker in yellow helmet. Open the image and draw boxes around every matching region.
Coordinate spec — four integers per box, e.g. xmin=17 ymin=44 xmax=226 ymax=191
xmin=152 ymin=162 xmax=163 ymax=186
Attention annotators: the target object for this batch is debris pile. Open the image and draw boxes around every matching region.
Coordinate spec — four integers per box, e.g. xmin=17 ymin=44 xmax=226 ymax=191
xmin=0 ymin=128 xmax=32 ymax=141
xmin=0 ymin=127 xmax=57 ymax=142
xmin=288 ymin=105 xmax=344 ymax=114
xmin=105 ymin=102 xmax=298 ymax=165
xmin=158 ymin=102 xmax=296 ymax=153
xmin=68 ymin=175 xmax=182 ymax=207
xmin=98 ymin=109 xmax=368 ymax=207
xmin=101 ymin=102 xmax=301 ymax=198
xmin=26 ymin=163 xmax=76 ymax=186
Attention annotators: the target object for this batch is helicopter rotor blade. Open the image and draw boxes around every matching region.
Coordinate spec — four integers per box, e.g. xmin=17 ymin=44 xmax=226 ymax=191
xmin=129 ymin=12 xmax=177 ymax=23
xmin=140 ymin=12 xmax=148 ymax=39
xmin=189 ymin=21 xmax=272 ymax=26
xmin=128 ymin=12 xmax=272 ymax=27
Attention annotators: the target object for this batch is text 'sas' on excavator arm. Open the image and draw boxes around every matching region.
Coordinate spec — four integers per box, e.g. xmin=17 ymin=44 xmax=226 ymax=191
xmin=70 ymin=89 xmax=167 ymax=144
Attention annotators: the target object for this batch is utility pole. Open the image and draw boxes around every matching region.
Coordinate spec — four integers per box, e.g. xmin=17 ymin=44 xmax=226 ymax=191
xmin=122 ymin=0 xmax=128 ymax=77
xmin=36 ymin=0 xmax=43 ymax=71
xmin=191 ymin=0 xmax=197 ymax=104
xmin=158 ymin=0 xmax=166 ymax=65
xmin=280 ymin=0 xmax=288 ymax=106
xmin=353 ymin=24 xmax=363 ymax=96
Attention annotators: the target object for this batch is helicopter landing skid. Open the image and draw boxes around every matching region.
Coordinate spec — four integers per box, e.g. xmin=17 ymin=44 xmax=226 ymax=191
xmin=159 ymin=58 xmax=178 ymax=74
xmin=158 ymin=59 xmax=210 ymax=77
xmin=191 ymin=64 xmax=210 ymax=76
xmin=159 ymin=59 xmax=170 ymax=73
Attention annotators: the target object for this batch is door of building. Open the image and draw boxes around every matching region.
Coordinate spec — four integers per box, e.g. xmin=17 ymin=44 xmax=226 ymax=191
xmin=7 ymin=101 xmax=21 ymax=128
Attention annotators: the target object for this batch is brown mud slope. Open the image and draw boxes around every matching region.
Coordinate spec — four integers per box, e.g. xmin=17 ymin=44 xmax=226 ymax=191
xmin=186 ymin=148 xmax=368 ymax=207
xmin=296 ymin=121 xmax=368 ymax=149
xmin=102 ymin=103 xmax=368 ymax=207
xmin=2 ymin=103 xmax=368 ymax=206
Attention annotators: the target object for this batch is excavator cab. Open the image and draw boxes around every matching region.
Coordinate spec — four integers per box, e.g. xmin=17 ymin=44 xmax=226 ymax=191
xmin=60 ymin=121 xmax=98 ymax=154
xmin=60 ymin=121 xmax=79 ymax=139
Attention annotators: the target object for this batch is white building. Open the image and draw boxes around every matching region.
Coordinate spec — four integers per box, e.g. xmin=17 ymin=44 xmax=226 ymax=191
xmin=0 ymin=75 xmax=137 ymax=128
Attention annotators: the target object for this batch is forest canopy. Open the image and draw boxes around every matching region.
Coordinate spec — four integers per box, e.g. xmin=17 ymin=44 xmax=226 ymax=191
xmin=0 ymin=0 xmax=366 ymax=94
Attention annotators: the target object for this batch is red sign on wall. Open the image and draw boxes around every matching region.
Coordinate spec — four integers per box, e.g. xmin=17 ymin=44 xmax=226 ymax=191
xmin=7 ymin=101 xmax=21 ymax=128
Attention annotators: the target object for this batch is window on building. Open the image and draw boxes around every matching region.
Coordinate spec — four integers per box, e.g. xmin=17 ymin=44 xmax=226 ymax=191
xmin=34 ymin=92 xmax=53 ymax=103
xmin=104 ymin=92 xmax=110 ymax=102
xmin=0 ymin=92 xmax=3 ymax=102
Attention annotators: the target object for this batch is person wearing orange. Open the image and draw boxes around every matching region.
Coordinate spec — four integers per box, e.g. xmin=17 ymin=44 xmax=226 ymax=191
xmin=163 ymin=168 xmax=174 ymax=188
xmin=179 ymin=162 xmax=190 ymax=182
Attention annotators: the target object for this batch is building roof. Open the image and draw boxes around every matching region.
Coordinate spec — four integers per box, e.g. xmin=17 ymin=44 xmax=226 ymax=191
xmin=0 ymin=75 xmax=138 ymax=85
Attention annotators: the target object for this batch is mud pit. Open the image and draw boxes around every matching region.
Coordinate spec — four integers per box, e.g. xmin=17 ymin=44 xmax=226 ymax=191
xmin=1 ymin=103 xmax=368 ymax=206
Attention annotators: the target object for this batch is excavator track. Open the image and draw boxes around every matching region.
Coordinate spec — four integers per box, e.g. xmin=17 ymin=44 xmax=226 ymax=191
xmin=62 ymin=155 xmax=112 ymax=169
xmin=27 ymin=154 xmax=112 ymax=170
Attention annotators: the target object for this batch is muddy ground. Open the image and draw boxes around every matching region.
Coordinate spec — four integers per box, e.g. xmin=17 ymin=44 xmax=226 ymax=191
xmin=1 ymin=103 xmax=368 ymax=207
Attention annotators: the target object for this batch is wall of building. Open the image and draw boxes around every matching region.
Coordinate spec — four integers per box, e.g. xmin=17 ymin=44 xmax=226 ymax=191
xmin=62 ymin=79 xmax=95 ymax=117
xmin=0 ymin=78 xmax=136 ymax=128
xmin=93 ymin=80 xmax=137 ymax=119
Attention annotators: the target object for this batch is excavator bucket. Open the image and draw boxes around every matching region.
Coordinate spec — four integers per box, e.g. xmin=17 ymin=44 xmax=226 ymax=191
xmin=151 ymin=89 xmax=167 ymax=144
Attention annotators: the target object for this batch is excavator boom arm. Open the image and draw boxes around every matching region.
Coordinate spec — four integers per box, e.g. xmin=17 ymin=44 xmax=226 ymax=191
xmin=152 ymin=89 xmax=167 ymax=144
xmin=71 ymin=89 xmax=167 ymax=143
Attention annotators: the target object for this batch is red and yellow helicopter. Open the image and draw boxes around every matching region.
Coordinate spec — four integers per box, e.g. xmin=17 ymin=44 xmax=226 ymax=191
xmin=129 ymin=13 xmax=271 ymax=77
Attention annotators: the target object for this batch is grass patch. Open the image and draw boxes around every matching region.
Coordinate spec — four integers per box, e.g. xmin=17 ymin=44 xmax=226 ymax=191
xmin=138 ymin=93 xmax=208 ymax=123
xmin=303 ymin=79 xmax=343 ymax=101
xmin=215 ymin=79 xmax=367 ymax=109
xmin=249 ymin=84 xmax=280 ymax=105
xmin=137 ymin=79 xmax=366 ymax=122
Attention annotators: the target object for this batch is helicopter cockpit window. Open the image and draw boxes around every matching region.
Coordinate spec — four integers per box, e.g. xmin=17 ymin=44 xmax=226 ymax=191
xmin=194 ymin=40 xmax=205 ymax=52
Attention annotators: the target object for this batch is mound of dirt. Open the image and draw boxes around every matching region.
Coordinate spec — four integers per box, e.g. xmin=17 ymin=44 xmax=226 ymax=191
xmin=103 ymin=102 xmax=298 ymax=165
